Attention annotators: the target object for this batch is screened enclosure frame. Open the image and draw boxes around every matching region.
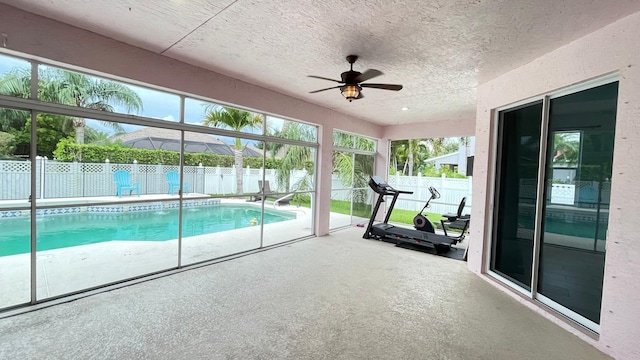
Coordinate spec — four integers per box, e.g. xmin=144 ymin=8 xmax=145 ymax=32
xmin=0 ymin=51 xmax=319 ymax=313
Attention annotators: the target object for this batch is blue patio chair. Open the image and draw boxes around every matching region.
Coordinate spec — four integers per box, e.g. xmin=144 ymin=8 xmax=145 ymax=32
xmin=113 ymin=170 xmax=140 ymax=197
xmin=166 ymin=170 xmax=188 ymax=195
xmin=578 ymin=185 xmax=598 ymax=208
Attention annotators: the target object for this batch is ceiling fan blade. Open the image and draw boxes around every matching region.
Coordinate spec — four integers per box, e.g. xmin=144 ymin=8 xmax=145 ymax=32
xmin=308 ymin=75 xmax=343 ymax=83
xmin=360 ymin=83 xmax=403 ymax=91
xmin=354 ymin=69 xmax=383 ymax=83
xmin=309 ymin=85 xmax=341 ymax=93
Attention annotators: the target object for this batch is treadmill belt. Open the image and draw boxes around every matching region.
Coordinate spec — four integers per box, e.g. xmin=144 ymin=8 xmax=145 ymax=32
xmin=386 ymin=226 xmax=456 ymax=245
xmin=396 ymin=243 xmax=467 ymax=261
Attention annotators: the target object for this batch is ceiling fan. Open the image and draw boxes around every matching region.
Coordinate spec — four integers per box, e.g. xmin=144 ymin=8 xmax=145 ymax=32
xmin=308 ymin=55 xmax=403 ymax=102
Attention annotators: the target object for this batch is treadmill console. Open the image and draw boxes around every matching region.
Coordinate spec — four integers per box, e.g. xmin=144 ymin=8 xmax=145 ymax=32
xmin=368 ymin=176 xmax=414 ymax=195
xmin=369 ymin=176 xmax=393 ymax=194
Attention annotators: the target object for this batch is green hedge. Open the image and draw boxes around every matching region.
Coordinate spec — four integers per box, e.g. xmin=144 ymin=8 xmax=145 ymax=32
xmin=53 ymin=139 xmax=312 ymax=170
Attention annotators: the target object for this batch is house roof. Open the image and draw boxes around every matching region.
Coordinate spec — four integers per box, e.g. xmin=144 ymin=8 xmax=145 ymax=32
xmin=424 ymin=152 xmax=459 ymax=164
xmin=111 ymin=127 xmax=262 ymax=157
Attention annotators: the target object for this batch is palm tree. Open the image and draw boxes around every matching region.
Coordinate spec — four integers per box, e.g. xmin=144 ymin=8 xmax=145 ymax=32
xmin=273 ymin=122 xmax=314 ymax=194
xmin=0 ymin=68 xmax=33 ymax=131
xmin=391 ymin=139 xmax=429 ymax=176
xmin=0 ymin=68 xmax=142 ymax=144
xmin=406 ymin=139 xmax=428 ymax=176
xmin=553 ymin=132 xmax=580 ymax=166
xmin=203 ymin=106 xmax=263 ymax=195
xmin=50 ymin=70 xmax=142 ymax=144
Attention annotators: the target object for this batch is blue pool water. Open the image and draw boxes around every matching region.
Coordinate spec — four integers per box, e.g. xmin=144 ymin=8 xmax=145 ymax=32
xmin=0 ymin=205 xmax=295 ymax=256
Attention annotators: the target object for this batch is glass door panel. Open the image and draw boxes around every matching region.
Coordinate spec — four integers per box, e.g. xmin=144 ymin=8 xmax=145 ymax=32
xmin=538 ymin=82 xmax=618 ymax=324
xmin=490 ymin=101 xmax=543 ymax=289
xmin=262 ymin=144 xmax=315 ymax=247
xmin=353 ymin=154 xmax=374 ymax=224
xmin=331 ymin=149 xmax=354 ymax=230
xmin=330 ymin=189 xmax=353 ymax=229
xmin=0 ymin=108 xmax=32 ymax=309
xmin=35 ymin=118 xmax=181 ymax=299
xmin=181 ymin=135 xmax=262 ymax=265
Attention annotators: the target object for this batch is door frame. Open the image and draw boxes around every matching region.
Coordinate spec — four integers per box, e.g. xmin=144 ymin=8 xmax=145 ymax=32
xmin=485 ymin=74 xmax=619 ymax=333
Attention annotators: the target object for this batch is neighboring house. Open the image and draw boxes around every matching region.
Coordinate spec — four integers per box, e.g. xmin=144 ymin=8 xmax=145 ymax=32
xmin=425 ymin=137 xmax=475 ymax=175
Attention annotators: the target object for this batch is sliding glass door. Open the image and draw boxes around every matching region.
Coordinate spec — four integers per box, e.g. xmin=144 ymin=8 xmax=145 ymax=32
xmin=537 ymin=82 xmax=617 ymax=326
xmin=490 ymin=80 xmax=618 ymax=331
xmin=491 ymin=101 xmax=543 ymax=290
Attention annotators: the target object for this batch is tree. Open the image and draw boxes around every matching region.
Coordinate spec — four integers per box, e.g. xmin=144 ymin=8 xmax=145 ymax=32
xmin=203 ymin=106 xmax=263 ymax=195
xmin=391 ymin=139 xmax=429 ymax=176
xmin=9 ymin=114 xmax=75 ymax=158
xmin=45 ymin=69 xmax=141 ymax=144
xmin=274 ymin=123 xmax=314 ymax=194
xmin=0 ymin=68 xmax=141 ymax=144
xmin=553 ymin=132 xmax=580 ymax=166
xmin=332 ymin=132 xmax=375 ymax=211
xmin=0 ymin=69 xmax=31 ymax=131
xmin=332 ymin=131 xmax=365 ymax=187
xmin=0 ymin=132 xmax=16 ymax=157
xmin=390 ymin=137 xmax=466 ymax=176
xmin=85 ymin=127 xmax=114 ymax=145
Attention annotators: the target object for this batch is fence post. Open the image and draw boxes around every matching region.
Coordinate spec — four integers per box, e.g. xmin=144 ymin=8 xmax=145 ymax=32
xmin=105 ymin=159 xmax=111 ymax=196
xmin=132 ymin=160 xmax=139 ymax=194
xmin=71 ymin=160 xmax=81 ymax=198
xmin=417 ymin=173 xmax=423 ymax=205
xmin=245 ymin=165 xmax=250 ymax=194
xmin=197 ymin=163 xmax=204 ymax=195
xmin=35 ymin=156 xmax=44 ymax=199
xmin=219 ymin=165 xmax=225 ymax=195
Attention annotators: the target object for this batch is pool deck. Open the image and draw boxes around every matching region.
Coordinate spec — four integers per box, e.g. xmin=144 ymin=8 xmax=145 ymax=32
xmin=0 ymin=193 xmax=216 ymax=210
xmin=0 ymin=195 xmax=366 ymax=308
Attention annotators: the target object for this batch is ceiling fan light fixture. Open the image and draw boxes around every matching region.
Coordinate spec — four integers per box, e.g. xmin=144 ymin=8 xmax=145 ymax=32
xmin=341 ymin=85 xmax=360 ymax=102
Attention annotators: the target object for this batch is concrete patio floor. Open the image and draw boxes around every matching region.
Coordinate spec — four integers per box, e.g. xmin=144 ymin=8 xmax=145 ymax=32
xmin=0 ymin=227 xmax=609 ymax=360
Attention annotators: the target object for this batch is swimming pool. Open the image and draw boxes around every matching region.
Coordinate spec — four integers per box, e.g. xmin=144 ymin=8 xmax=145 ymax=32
xmin=0 ymin=204 xmax=295 ymax=257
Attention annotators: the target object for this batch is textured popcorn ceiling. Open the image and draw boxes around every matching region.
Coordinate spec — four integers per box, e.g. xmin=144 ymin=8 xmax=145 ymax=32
xmin=3 ymin=0 xmax=640 ymax=126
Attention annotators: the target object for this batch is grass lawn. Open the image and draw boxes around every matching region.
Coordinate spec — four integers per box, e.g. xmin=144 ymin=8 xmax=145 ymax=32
xmin=292 ymin=197 xmax=442 ymax=227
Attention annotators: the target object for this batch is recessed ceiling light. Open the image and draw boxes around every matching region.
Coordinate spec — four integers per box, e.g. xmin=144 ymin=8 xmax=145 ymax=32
xmin=401 ymin=107 xmax=410 ymax=111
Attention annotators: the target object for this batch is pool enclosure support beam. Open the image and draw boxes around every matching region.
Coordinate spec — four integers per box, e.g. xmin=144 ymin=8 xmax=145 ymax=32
xmin=259 ymin=116 xmax=267 ymax=248
xmin=29 ymin=61 xmax=38 ymax=304
xmin=177 ymin=96 xmax=185 ymax=267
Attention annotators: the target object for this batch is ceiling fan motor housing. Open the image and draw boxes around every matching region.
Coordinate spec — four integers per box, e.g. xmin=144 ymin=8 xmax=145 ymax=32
xmin=307 ymin=54 xmax=402 ymax=100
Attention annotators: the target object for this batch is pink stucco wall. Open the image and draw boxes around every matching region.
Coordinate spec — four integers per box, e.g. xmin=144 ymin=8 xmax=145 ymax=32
xmin=383 ymin=117 xmax=476 ymax=140
xmin=0 ymin=4 xmax=385 ymax=237
xmin=470 ymin=11 xmax=640 ymax=360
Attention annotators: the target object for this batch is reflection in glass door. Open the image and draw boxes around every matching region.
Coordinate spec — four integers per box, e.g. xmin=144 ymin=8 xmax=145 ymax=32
xmin=490 ymin=101 xmax=543 ymax=289
xmin=491 ymin=80 xmax=618 ymax=331
xmin=537 ymin=82 xmax=618 ymax=326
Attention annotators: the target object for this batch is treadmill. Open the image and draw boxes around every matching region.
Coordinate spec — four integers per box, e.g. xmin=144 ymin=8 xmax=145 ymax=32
xmin=363 ymin=175 xmax=458 ymax=253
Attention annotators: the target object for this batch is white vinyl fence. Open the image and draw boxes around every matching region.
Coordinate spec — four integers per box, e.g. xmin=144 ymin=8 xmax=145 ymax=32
xmin=0 ymin=159 xmax=309 ymax=200
xmin=387 ymin=174 xmax=473 ymax=215
xmin=378 ymin=175 xmax=610 ymax=216
xmin=2 ymin=159 xmax=605 ymax=216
